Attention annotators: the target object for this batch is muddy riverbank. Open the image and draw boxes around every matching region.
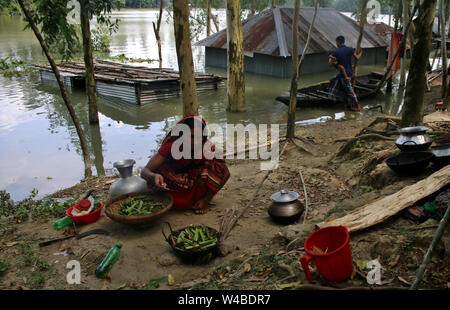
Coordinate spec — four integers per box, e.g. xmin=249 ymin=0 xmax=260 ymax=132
xmin=1 ymin=98 xmax=449 ymax=290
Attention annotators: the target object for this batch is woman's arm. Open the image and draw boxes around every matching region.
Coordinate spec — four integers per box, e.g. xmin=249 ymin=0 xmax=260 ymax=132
xmin=141 ymin=153 xmax=167 ymax=190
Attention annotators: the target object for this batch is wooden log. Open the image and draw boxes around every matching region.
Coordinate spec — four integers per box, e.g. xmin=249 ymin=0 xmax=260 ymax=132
xmin=317 ymin=165 xmax=450 ymax=233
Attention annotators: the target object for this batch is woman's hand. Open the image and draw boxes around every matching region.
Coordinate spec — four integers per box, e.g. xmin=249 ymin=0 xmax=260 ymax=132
xmin=153 ymin=173 xmax=167 ymax=190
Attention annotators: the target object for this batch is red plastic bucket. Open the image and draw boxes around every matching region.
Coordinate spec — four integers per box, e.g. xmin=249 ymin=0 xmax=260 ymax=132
xmin=66 ymin=202 xmax=103 ymax=225
xmin=299 ymin=226 xmax=353 ymax=283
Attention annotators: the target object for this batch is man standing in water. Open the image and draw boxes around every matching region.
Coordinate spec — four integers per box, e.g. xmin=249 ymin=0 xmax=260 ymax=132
xmin=328 ymin=35 xmax=363 ymax=111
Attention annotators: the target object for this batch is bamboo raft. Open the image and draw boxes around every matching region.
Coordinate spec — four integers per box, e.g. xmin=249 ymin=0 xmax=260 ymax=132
xmin=33 ymin=60 xmax=225 ymax=105
xmin=276 ymin=72 xmax=384 ymax=107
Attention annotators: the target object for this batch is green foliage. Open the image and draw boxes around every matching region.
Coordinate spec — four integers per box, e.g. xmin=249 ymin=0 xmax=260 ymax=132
xmin=27 ymin=0 xmax=120 ymax=60
xmin=91 ymin=26 xmax=112 ymax=53
xmin=0 ymin=189 xmax=75 ymax=222
xmin=0 ymin=0 xmax=20 ymax=15
xmin=141 ymin=276 xmax=167 ymax=289
xmin=0 ymin=57 xmax=39 ymax=77
xmin=360 ymin=185 xmax=374 ymax=192
xmin=102 ymin=53 xmax=157 ymax=63
xmin=0 ymin=258 xmax=9 ymax=275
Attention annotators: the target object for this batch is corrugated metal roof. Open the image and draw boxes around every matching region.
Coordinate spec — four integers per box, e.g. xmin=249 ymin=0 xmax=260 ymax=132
xmin=195 ymin=7 xmax=389 ymax=58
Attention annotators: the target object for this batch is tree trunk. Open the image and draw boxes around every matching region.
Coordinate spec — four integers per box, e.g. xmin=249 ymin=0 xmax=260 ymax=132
xmin=440 ymin=0 xmax=448 ymax=98
xmin=352 ymin=0 xmax=368 ymax=86
xmin=212 ymin=11 xmax=220 ymax=32
xmin=79 ymin=0 xmax=99 ymax=125
xmin=287 ymin=0 xmax=300 ymax=139
xmin=207 ymin=0 xmax=212 ymax=37
xmin=173 ymin=0 xmax=199 ymax=117
xmin=388 ymin=6 xmax=391 ymax=27
xmin=272 ymin=0 xmax=277 ymax=8
xmin=90 ymin=124 xmax=105 ymax=176
xmin=17 ymin=0 xmax=92 ymax=178
xmin=399 ymin=0 xmax=410 ymax=89
xmin=153 ymin=0 xmax=163 ymax=68
xmin=401 ymin=0 xmax=437 ymax=127
xmin=387 ymin=4 xmax=402 ymax=93
xmin=226 ymin=0 xmax=245 ymax=112
xmin=250 ymin=0 xmax=256 ymax=16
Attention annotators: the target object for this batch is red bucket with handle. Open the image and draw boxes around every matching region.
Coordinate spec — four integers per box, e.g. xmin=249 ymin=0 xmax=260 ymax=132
xmin=299 ymin=226 xmax=353 ymax=283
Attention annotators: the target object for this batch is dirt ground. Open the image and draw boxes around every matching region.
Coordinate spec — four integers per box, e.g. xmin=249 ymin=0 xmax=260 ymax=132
xmin=0 ymin=86 xmax=449 ymax=290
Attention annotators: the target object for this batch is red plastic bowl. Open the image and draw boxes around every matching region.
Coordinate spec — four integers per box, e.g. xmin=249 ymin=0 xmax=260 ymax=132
xmin=66 ymin=202 xmax=104 ymax=225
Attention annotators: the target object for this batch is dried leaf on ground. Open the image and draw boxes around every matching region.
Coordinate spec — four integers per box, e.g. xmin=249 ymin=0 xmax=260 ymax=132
xmin=244 ymin=263 xmax=251 ymax=273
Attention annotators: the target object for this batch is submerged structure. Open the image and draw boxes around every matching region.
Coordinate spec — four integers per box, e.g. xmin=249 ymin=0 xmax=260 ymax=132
xmin=34 ymin=60 xmax=225 ymax=105
xmin=195 ymin=7 xmax=389 ymax=78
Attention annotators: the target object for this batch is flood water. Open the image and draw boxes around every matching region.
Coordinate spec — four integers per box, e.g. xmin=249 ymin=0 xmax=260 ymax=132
xmin=0 ymin=9 xmax=405 ymax=200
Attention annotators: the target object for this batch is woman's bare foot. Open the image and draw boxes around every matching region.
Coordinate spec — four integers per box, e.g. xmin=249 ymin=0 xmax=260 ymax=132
xmin=192 ymin=198 xmax=209 ymax=214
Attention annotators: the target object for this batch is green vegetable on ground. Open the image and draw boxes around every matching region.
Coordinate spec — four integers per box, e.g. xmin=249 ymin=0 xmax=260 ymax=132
xmin=174 ymin=225 xmax=219 ymax=252
xmin=119 ymin=196 xmax=164 ymax=216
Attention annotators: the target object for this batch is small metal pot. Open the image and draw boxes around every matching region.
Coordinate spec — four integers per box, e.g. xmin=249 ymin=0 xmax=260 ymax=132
xmin=268 ymin=189 xmax=305 ymax=225
xmin=396 ymin=126 xmax=433 ymax=152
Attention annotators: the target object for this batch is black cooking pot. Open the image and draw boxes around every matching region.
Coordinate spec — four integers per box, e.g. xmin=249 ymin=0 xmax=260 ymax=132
xmin=161 ymin=222 xmax=220 ymax=264
xmin=431 ymin=144 xmax=450 ymax=167
xmin=268 ymin=190 xmax=305 ymax=225
xmin=395 ymin=126 xmax=433 ymax=152
xmin=386 ymin=151 xmax=434 ymax=175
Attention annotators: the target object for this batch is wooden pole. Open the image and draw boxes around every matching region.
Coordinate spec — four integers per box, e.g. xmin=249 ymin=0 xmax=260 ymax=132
xmin=386 ymin=3 xmax=402 ymax=93
xmin=287 ymin=0 xmax=300 ymax=140
xmin=352 ymin=0 xmax=368 ymax=86
xmin=440 ymin=0 xmax=448 ymax=98
xmin=399 ymin=0 xmax=410 ymax=89
xmin=79 ymin=0 xmax=99 ymax=125
xmin=410 ymin=203 xmax=450 ymax=290
xmin=153 ymin=0 xmax=164 ymax=68
xmin=173 ymin=0 xmax=199 ymax=116
xmin=374 ymin=6 xmax=418 ymax=93
xmin=226 ymin=0 xmax=245 ymax=112
xmin=206 ymin=0 xmax=212 ymax=37
xmin=16 ymin=0 xmax=92 ymax=178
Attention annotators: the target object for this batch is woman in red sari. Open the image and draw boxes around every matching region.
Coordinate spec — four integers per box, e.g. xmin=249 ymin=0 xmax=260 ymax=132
xmin=141 ymin=115 xmax=230 ymax=214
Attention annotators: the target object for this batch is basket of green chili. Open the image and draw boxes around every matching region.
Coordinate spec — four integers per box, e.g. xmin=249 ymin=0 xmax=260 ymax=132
xmin=105 ymin=192 xmax=173 ymax=226
xmin=162 ymin=222 xmax=221 ymax=264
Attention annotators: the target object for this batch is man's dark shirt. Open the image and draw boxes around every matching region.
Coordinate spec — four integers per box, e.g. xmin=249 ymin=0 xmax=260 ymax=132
xmin=331 ymin=45 xmax=355 ymax=78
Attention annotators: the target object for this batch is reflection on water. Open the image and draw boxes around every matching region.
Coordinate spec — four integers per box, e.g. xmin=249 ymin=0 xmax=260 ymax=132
xmin=0 ymin=9 xmax=413 ymax=201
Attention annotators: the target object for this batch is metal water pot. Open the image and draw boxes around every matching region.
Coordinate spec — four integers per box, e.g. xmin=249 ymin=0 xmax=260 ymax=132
xmin=396 ymin=126 xmax=433 ymax=152
xmin=109 ymin=159 xmax=148 ymax=199
xmin=268 ymin=189 xmax=305 ymax=224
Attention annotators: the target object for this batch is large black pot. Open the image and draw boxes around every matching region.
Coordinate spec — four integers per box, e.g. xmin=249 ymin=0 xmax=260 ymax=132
xmin=395 ymin=126 xmax=433 ymax=152
xmin=431 ymin=144 xmax=450 ymax=167
xmin=386 ymin=151 xmax=434 ymax=175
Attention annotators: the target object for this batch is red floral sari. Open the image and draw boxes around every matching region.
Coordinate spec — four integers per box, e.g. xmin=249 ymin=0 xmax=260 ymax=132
xmin=156 ymin=115 xmax=230 ymax=210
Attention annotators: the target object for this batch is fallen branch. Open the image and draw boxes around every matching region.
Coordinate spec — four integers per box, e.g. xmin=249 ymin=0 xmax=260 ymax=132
xmin=220 ymin=140 xmax=290 ymax=240
xmin=290 ymin=138 xmax=314 ymax=155
xmin=317 ymin=166 xmax=450 ymax=232
xmin=335 ymin=134 xmax=396 ymax=143
xmin=176 ymin=275 xmax=211 ymax=289
xmin=333 ymin=134 xmax=395 ymax=159
xmin=410 ymin=203 xmax=450 ymax=290
xmin=299 ymin=170 xmax=309 ymax=224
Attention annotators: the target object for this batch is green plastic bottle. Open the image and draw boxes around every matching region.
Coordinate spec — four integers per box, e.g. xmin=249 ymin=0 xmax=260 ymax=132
xmin=53 ymin=216 xmax=73 ymax=230
xmin=95 ymin=243 xmax=122 ymax=278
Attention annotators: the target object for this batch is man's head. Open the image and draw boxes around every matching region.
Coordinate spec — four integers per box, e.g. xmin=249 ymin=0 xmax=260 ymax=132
xmin=336 ymin=35 xmax=345 ymax=47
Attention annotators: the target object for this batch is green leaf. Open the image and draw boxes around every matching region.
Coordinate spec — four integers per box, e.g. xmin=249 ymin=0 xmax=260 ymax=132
xmin=141 ymin=277 xmax=167 ymax=290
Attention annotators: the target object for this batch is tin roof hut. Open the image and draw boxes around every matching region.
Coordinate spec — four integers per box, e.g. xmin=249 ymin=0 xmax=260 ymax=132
xmin=195 ymin=7 xmax=389 ymax=78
